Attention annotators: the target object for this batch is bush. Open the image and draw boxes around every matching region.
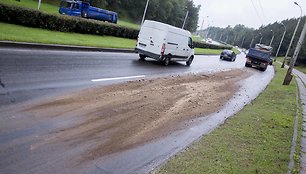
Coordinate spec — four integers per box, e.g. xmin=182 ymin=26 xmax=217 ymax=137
xmin=0 ymin=3 xmax=232 ymax=50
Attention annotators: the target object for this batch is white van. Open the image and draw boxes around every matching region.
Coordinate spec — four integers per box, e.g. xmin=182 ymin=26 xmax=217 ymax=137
xmin=135 ymin=20 xmax=195 ymax=66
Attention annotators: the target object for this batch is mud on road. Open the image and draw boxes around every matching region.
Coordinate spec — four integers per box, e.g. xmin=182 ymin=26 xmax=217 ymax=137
xmin=3 ymin=69 xmax=251 ymax=171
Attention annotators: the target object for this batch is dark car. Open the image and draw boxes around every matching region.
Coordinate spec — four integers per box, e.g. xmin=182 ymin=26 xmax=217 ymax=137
xmin=220 ymin=50 xmax=236 ymax=61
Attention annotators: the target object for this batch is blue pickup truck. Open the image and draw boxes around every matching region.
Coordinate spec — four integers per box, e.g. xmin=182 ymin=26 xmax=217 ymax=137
xmin=245 ymin=44 xmax=273 ymax=71
xmin=59 ymin=0 xmax=118 ymax=24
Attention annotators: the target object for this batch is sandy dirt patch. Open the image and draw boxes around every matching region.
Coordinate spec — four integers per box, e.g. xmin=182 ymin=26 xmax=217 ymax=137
xmin=23 ymin=69 xmax=251 ymax=163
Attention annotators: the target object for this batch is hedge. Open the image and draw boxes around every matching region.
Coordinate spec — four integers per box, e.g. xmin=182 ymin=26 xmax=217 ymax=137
xmin=0 ymin=3 xmax=232 ymax=50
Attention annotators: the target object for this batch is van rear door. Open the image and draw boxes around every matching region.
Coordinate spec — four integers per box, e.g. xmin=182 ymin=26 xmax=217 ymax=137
xmin=138 ymin=26 xmax=166 ymax=56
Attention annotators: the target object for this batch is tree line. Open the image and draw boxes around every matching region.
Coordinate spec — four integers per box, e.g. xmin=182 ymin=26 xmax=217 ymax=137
xmin=199 ymin=17 xmax=306 ymax=64
xmin=90 ymin=0 xmax=200 ymax=32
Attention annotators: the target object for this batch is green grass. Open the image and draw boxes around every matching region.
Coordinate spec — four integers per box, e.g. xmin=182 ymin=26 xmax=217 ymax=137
xmin=293 ymin=65 xmax=306 ymax=74
xmin=158 ymin=65 xmax=301 ymax=174
xmin=117 ymin=20 xmax=140 ymax=30
xmin=0 ymin=22 xmax=136 ymax=49
xmin=0 ymin=22 xmax=223 ymax=54
xmin=1 ymin=0 xmax=59 ymax=14
xmin=275 ymin=57 xmax=306 ymax=75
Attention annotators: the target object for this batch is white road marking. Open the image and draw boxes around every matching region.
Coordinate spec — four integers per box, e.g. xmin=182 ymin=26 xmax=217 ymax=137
xmin=91 ymin=75 xmax=146 ymax=82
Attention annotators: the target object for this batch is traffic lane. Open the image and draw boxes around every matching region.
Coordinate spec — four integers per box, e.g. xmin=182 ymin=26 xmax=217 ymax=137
xmin=0 ymin=48 xmax=246 ymax=89
xmin=0 ymin=48 xmax=246 ymax=106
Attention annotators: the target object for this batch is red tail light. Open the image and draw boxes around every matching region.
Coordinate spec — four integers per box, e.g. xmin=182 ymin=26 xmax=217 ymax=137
xmin=161 ymin=43 xmax=166 ymax=56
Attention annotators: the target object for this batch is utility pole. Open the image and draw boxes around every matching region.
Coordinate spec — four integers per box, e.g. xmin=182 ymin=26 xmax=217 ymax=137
xmin=182 ymin=10 xmax=189 ymax=29
xmin=281 ymin=2 xmax=302 ymax=68
xmin=275 ymin=22 xmax=286 ymax=58
xmin=269 ymin=30 xmax=274 ymax=47
xmin=249 ymin=36 xmax=254 ymax=48
xmin=233 ymin=34 xmax=237 ymax=45
xmin=283 ymin=19 xmax=306 ymax=85
xmin=219 ymin=33 xmax=223 ymax=41
xmin=241 ymin=36 xmax=245 ymax=48
xmin=141 ymin=0 xmax=150 ymax=25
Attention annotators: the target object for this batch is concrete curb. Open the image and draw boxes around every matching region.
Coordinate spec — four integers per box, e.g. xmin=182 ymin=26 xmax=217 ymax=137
xmin=0 ymin=41 xmax=135 ymax=53
xmin=0 ymin=41 xmax=218 ymax=55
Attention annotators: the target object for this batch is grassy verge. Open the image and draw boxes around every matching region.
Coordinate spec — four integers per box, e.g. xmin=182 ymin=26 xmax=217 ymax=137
xmin=0 ymin=22 xmax=136 ymax=49
xmin=0 ymin=22 xmax=222 ymax=55
xmin=275 ymin=57 xmax=306 ymax=75
xmin=294 ymin=65 xmax=306 ymax=74
xmin=158 ymin=65 xmax=302 ymax=174
xmin=1 ymin=0 xmax=58 ymax=14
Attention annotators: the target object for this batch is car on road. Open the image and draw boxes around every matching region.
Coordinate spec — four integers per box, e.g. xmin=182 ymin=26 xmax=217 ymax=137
xmin=220 ymin=49 xmax=236 ymax=61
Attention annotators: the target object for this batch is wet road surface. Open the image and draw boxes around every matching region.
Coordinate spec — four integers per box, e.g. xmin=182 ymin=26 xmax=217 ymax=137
xmin=0 ymin=47 xmax=274 ymax=174
xmin=0 ymin=47 xmax=244 ymax=106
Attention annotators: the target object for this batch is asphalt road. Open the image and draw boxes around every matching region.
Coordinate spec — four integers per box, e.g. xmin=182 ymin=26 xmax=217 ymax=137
xmin=0 ymin=47 xmax=274 ymax=174
xmin=0 ymin=47 xmax=244 ymax=106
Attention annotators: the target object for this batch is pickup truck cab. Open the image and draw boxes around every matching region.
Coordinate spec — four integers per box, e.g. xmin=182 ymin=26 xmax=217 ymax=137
xmin=59 ymin=0 xmax=118 ymax=24
xmin=135 ymin=20 xmax=195 ymax=66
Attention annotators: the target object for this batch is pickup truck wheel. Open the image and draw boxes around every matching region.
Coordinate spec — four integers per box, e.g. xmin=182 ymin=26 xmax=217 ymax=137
xmin=139 ymin=54 xmax=146 ymax=61
xmin=220 ymin=56 xmax=223 ymax=60
xmin=260 ymin=67 xmax=267 ymax=71
xmin=164 ymin=57 xmax=170 ymax=66
xmin=186 ymin=56 xmax=194 ymax=66
xmin=82 ymin=11 xmax=88 ymax=18
xmin=245 ymin=62 xmax=251 ymax=67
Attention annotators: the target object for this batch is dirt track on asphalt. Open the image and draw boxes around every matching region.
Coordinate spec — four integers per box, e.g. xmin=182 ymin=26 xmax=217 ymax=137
xmin=23 ymin=69 xmax=250 ymax=162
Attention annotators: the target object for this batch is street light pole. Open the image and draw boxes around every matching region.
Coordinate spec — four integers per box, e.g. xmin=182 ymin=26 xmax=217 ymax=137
xmin=275 ymin=22 xmax=286 ymax=58
xmin=250 ymin=36 xmax=254 ymax=48
xmin=259 ymin=32 xmax=263 ymax=44
xmin=219 ymin=33 xmax=223 ymax=41
xmin=141 ymin=0 xmax=150 ymax=25
xmin=281 ymin=2 xmax=302 ymax=68
xmin=38 ymin=0 xmax=42 ymax=11
xmin=182 ymin=10 xmax=189 ymax=29
xmin=200 ymin=16 xmax=208 ymax=30
xmin=283 ymin=19 xmax=306 ymax=85
xmin=241 ymin=36 xmax=245 ymax=48
xmin=269 ymin=30 xmax=274 ymax=47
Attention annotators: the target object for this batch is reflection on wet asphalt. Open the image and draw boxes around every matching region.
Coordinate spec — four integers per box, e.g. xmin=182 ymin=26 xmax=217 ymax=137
xmin=0 ymin=48 xmax=274 ymax=174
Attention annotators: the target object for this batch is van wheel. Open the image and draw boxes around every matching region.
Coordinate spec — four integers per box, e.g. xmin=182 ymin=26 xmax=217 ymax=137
xmin=186 ymin=56 xmax=194 ymax=66
xmin=164 ymin=57 xmax=170 ymax=66
xmin=139 ymin=54 xmax=146 ymax=61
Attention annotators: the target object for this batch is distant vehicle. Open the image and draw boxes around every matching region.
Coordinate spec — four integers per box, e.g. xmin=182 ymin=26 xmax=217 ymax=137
xmin=220 ymin=49 xmax=236 ymax=61
xmin=245 ymin=44 xmax=272 ymax=71
xmin=59 ymin=0 xmax=118 ymax=24
xmin=135 ymin=20 xmax=195 ymax=66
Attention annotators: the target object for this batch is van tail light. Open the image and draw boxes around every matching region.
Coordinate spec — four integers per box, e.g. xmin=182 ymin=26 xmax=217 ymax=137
xmin=161 ymin=43 xmax=166 ymax=56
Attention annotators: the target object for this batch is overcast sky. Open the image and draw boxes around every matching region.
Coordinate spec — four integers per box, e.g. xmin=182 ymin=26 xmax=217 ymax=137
xmin=193 ymin=0 xmax=306 ymax=29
